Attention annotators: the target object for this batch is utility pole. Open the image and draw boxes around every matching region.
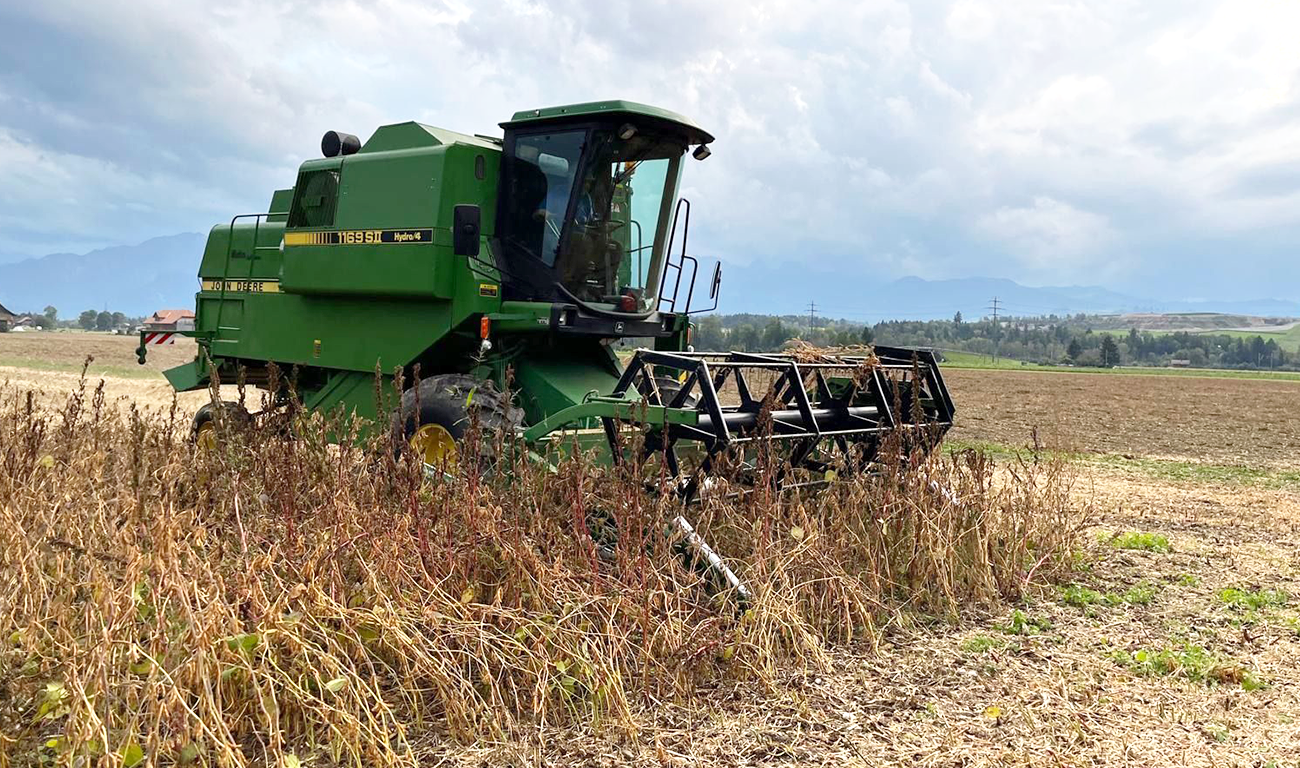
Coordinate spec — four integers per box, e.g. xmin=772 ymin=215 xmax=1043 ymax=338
xmin=987 ymin=296 xmax=1001 ymax=362
xmin=807 ymin=301 xmax=817 ymax=334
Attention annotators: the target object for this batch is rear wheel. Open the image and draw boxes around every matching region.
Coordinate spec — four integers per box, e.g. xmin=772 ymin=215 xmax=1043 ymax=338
xmin=192 ymin=401 xmax=252 ymax=449
xmin=392 ymin=374 xmax=522 ymax=471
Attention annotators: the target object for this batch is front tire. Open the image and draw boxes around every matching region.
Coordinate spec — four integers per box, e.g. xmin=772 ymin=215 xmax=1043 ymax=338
xmin=392 ymin=374 xmax=522 ymax=470
xmin=192 ymin=401 xmax=252 ymax=449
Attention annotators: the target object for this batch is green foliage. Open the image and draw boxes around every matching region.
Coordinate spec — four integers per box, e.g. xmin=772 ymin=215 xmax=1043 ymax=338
xmin=1060 ymin=582 xmax=1159 ymax=610
xmin=1093 ymin=454 xmax=1300 ymax=487
xmin=1108 ymin=531 xmax=1171 ymax=553
xmin=1060 ymin=584 xmax=1105 ymax=608
xmin=1108 ymin=643 xmax=1265 ymax=690
xmin=1218 ymin=587 xmax=1289 ymax=611
xmin=996 ymin=609 xmax=1051 ymax=636
xmin=1099 ymin=335 xmax=1120 ymax=367
xmin=120 ymin=741 xmax=145 ymax=768
xmin=1120 ymin=584 xmax=1157 ymax=605
xmin=962 ymin=634 xmax=1006 ymax=653
xmin=34 ymin=681 xmax=70 ymax=722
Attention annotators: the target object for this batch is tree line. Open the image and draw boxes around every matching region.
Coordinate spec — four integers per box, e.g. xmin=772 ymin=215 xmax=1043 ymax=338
xmin=4 ymin=306 xmax=142 ymax=332
xmin=690 ymin=312 xmax=1297 ymax=371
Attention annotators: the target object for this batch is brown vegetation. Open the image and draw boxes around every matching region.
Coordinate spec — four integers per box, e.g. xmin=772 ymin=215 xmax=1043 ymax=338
xmin=0 ymin=370 xmax=1082 ymax=767
xmin=5 ymin=334 xmax=1300 ymax=766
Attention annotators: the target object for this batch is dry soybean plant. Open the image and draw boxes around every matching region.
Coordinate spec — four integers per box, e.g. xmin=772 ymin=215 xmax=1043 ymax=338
xmin=0 ymin=372 xmax=1085 ymax=767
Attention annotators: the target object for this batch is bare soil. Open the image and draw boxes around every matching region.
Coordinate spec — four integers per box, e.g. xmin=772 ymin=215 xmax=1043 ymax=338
xmin=946 ymin=367 xmax=1300 ymax=470
xmin=0 ymin=333 xmax=216 ymax=411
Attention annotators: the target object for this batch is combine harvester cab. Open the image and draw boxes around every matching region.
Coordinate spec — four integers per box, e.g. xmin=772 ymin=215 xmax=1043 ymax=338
xmin=140 ymin=99 xmax=955 ymax=601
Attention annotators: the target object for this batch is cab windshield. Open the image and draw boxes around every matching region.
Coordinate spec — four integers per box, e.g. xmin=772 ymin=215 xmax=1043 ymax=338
xmin=502 ymin=126 xmax=684 ymax=314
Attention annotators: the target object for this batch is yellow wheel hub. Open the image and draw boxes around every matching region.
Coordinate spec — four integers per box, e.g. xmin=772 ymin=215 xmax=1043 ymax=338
xmin=195 ymin=421 xmax=218 ymax=451
xmin=410 ymin=424 xmax=458 ymax=466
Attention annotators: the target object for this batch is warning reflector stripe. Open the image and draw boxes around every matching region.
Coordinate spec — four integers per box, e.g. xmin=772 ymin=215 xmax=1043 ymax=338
xmin=143 ymin=332 xmax=175 ymax=346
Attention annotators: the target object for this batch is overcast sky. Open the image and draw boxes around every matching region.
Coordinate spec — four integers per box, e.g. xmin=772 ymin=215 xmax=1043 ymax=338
xmin=2 ymin=0 xmax=1299 ymax=307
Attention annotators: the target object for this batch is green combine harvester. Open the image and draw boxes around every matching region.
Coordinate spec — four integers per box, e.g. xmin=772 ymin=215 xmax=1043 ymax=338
xmin=140 ymin=100 xmax=954 ymax=595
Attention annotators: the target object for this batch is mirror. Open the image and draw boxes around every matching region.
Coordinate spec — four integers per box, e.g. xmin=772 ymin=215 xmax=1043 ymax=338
xmin=710 ymin=262 xmax=722 ymax=299
xmin=453 ymin=204 xmax=481 ymax=257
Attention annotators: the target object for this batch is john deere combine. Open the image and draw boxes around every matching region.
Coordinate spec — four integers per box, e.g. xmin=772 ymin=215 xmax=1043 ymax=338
xmin=141 ymin=100 xmax=954 ymax=581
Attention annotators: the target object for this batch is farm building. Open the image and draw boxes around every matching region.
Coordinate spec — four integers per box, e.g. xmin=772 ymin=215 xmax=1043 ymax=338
xmin=143 ymin=309 xmax=195 ymax=332
xmin=0 ymin=302 xmax=18 ymax=332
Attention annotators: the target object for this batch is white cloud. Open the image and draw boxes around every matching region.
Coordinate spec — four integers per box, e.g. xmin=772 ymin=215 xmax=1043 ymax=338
xmin=977 ymin=197 xmax=1116 ymax=272
xmin=1 ymin=0 xmax=1300 ymax=302
xmin=945 ymin=0 xmax=995 ymax=41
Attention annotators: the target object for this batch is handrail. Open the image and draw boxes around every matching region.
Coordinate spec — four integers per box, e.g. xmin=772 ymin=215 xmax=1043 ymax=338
xmin=659 ymin=198 xmax=693 ymax=312
xmin=212 ymin=211 xmax=287 ymax=343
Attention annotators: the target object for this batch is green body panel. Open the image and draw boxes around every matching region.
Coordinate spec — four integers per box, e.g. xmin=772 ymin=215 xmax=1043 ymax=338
xmin=280 ymin=136 xmax=500 ymax=298
xmin=300 ymin=370 xmax=400 ymax=424
xmin=163 ymin=357 xmax=208 ymax=392
xmin=510 ymin=342 xmax=623 ymax=427
xmin=160 ymin=100 xmax=706 ymax=450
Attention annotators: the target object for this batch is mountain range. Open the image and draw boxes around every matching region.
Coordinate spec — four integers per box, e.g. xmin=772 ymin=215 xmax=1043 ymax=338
xmin=0 ymin=234 xmax=205 ymax=317
xmin=0 ymin=234 xmax=1295 ymax=321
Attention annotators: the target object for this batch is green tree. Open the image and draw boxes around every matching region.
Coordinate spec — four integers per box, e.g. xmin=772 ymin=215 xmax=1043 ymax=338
xmin=692 ymin=315 xmax=724 ymax=351
xmin=1066 ymin=338 xmax=1082 ymax=362
xmin=95 ymin=311 xmax=113 ymax=331
xmin=952 ymin=311 xmax=963 ymax=325
xmin=859 ymin=324 xmax=874 ymax=345
xmin=78 ymin=310 xmax=97 ymax=330
xmin=761 ymin=319 xmax=790 ymax=351
xmin=43 ymin=306 xmax=58 ymax=325
xmin=1100 ymin=335 xmax=1120 ymax=367
xmin=733 ymin=323 xmax=760 ymax=352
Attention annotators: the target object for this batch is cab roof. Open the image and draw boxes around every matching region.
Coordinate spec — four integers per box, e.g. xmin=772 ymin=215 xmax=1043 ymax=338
xmin=501 ymin=99 xmax=714 ymax=145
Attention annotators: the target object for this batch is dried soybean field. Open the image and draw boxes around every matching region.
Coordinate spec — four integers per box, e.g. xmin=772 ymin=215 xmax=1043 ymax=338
xmin=4 ymin=331 xmax=1300 ymax=766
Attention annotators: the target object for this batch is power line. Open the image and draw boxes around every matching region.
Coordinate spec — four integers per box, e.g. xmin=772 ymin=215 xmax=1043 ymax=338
xmin=988 ymin=296 xmax=1001 ymax=362
xmin=807 ymin=300 xmax=817 ymax=332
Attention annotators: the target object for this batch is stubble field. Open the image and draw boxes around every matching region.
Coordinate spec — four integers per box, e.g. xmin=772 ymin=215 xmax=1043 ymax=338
xmin=3 ymin=332 xmax=1300 ymax=766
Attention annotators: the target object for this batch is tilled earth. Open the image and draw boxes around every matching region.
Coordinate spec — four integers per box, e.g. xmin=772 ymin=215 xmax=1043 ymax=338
xmin=946 ymin=367 xmax=1300 ymax=470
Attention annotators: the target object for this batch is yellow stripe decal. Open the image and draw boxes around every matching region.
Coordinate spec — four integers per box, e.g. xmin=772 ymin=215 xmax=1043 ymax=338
xmin=283 ymin=228 xmax=433 ymax=246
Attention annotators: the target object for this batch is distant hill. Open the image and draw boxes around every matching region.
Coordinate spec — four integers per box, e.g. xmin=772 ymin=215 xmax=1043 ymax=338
xmin=717 ymin=264 xmax=1298 ymax=320
xmin=1 ymin=233 xmax=1296 ymax=322
xmin=0 ymin=234 xmax=205 ymax=317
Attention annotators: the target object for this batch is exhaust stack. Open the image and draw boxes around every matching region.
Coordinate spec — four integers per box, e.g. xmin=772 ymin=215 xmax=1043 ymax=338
xmin=321 ymin=131 xmax=361 ymax=158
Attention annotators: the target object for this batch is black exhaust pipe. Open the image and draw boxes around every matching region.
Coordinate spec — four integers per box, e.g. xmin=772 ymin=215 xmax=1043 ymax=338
xmin=321 ymin=131 xmax=361 ymax=158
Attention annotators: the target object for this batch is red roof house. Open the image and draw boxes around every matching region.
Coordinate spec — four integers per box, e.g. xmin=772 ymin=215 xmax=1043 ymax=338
xmin=143 ymin=309 xmax=195 ymax=332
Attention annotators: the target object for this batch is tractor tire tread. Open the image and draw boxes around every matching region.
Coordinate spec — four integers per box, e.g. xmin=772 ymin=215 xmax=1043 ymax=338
xmin=392 ymin=374 xmax=523 ymax=457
